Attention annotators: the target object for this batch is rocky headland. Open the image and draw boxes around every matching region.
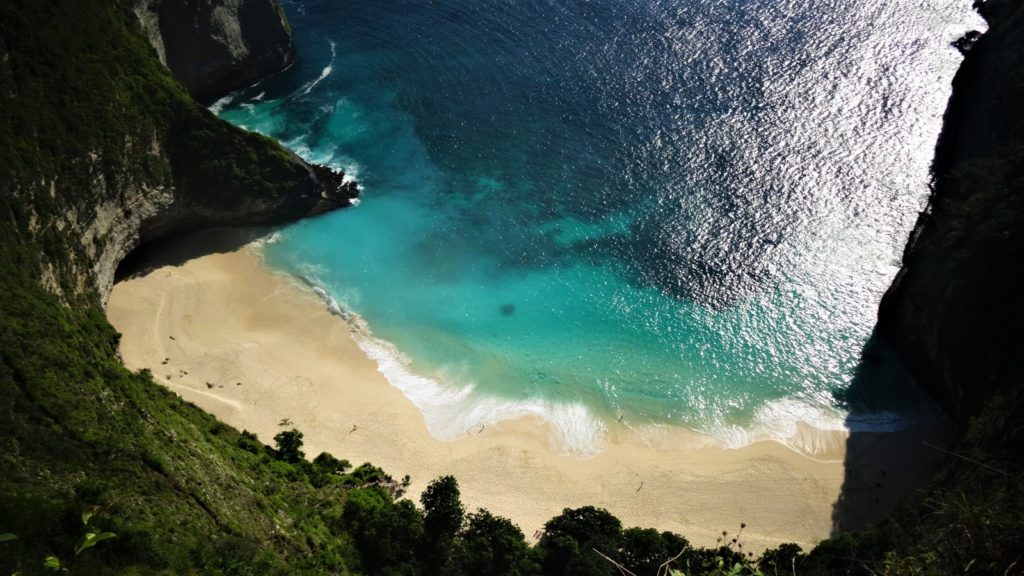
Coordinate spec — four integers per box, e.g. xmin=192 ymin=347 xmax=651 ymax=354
xmin=0 ymin=0 xmax=1020 ymax=573
xmin=1 ymin=0 xmax=356 ymax=305
xmin=876 ymin=0 xmax=1023 ymax=423
xmin=134 ymin=0 xmax=296 ymax=103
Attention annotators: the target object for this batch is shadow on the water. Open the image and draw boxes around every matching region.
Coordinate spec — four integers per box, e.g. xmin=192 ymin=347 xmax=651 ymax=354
xmin=115 ymin=226 xmax=279 ymax=283
xmin=829 ymin=332 xmax=955 ymax=535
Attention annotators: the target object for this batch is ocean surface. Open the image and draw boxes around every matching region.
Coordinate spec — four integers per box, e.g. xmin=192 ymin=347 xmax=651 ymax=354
xmin=214 ymin=0 xmax=982 ymax=454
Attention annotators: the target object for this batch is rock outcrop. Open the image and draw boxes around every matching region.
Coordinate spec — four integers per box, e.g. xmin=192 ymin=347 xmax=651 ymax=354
xmin=0 ymin=0 xmax=356 ymax=307
xmin=80 ymin=133 xmax=357 ymax=303
xmin=876 ymin=0 xmax=1024 ymax=422
xmin=134 ymin=0 xmax=294 ymax=103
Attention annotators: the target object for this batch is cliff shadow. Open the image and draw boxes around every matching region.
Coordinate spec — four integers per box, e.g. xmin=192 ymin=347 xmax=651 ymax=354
xmin=115 ymin=226 xmax=280 ymax=283
xmin=829 ymin=332 xmax=955 ymax=535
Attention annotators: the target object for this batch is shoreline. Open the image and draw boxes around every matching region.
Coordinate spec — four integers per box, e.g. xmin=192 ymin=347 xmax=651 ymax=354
xmin=107 ymin=230 xmax=951 ymax=551
xmin=295 ymin=268 xmax=858 ymax=460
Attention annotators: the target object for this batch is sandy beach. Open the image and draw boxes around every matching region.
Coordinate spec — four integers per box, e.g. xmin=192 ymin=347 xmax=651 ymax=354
xmin=107 ymin=231 xmax=951 ymax=552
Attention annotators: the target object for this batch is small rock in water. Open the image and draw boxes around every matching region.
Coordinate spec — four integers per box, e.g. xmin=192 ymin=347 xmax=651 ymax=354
xmin=499 ymin=303 xmax=516 ymax=316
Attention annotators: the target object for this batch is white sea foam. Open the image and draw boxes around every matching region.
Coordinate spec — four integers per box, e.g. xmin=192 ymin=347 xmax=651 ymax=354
xmin=294 ymin=274 xmax=606 ymax=456
xmin=208 ymin=92 xmax=238 ymax=115
xmin=301 ymin=66 xmax=332 ymax=96
xmin=693 ymin=395 xmax=923 ymax=459
xmin=309 ymin=283 xmax=350 ymax=320
xmin=209 ymin=73 xmax=268 ymax=114
xmin=248 ymin=231 xmax=283 ymax=248
xmin=298 ymin=41 xmax=336 ymax=97
xmin=283 ymin=135 xmax=364 ymax=191
xmin=262 ymin=266 xmax=921 ymax=459
xmin=356 ymin=336 xmax=607 ymax=456
xmin=282 ymin=136 xmax=313 ymax=160
xmin=340 ymin=164 xmax=360 ymax=186
xmin=698 ymin=397 xmax=847 ymax=457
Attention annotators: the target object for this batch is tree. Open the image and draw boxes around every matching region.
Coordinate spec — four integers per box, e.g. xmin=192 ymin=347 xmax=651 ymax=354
xmin=620 ymin=528 xmax=690 ymax=576
xmin=758 ymin=543 xmax=803 ymax=575
xmin=313 ymin=452 xmax=350 ymax=474
xmin=342 ymin=487 xmax=424 ymax=575
xmin=538 ymin=506 xmax=623 ymax=576
xmin=454 ymin=509 xmax=535 ymax=576
xmin=421 ymin=476 xmax=464 ymax=539
xmin=272 ymin=429 xmax=304 ymax=463
xmin=420 ymin=475 xmax=465 ymax=573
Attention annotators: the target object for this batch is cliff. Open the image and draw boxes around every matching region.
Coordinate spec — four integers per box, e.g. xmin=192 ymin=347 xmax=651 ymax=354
xmin=876 ymin=0 xmax=1024 ymax=423
xmin=0 ymin=0 xmax=356 ymax=306
xmin=134 ymin=0 xmax=294 ymax=103
xmin=809 ymin=1 xmax=1024 ymax=572
xmin=0 ymin=0 xmax=364 ymax=572
xmin=1 ymin=0 xmax=1022 ymax=573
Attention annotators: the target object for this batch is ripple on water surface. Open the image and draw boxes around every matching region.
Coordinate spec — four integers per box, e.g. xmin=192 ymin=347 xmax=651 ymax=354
xmin=216 ymin=0 xmax=982 ymax=454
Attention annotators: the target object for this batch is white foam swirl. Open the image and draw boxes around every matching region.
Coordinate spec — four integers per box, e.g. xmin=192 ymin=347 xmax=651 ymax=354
xmin=294 ymin=273 xmax=606 ymax=455
xmin=298 ymin=40 xmax=336 ymax=96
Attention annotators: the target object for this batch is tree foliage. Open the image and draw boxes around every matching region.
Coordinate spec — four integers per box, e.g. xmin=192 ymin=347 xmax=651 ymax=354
xmin=273 ymin=429 xmax=305 ymax=463
xmin=453 ymin=509 xmax=535 ymax=576
xmin=0 ymin=0 xmax=1021 ymax=574
xmin=538 ymin=506 xmax=623 ymax=576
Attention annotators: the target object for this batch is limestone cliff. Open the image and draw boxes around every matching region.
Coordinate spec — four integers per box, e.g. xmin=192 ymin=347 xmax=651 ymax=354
xmin=134 ymin=0 xmax=294 ymax=103
xmin=0 ymin=1 xmax=365 ymax=571
xmin=876 ymin=0 xmax=1024 ymax=422
xmin=0 ymin=0 xmax=355 ymax=306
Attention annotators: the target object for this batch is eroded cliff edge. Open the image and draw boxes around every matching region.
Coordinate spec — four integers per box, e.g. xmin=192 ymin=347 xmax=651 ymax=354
xmin=134 ymin=0 xmax=294 ymax=103
xmin=876 ymin=0 xmax=1023 ymax=423
xmin=0 ymin=0 xmax=356 ymax=306
xmin=0 ymin=0 xmax=366 ymax=571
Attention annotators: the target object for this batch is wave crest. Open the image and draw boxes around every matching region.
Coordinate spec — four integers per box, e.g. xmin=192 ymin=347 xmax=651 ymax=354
xmin=259 ymin=259 xmax=923 ymax=460
xmin=294 ymin=272 xmax=607 ymax=456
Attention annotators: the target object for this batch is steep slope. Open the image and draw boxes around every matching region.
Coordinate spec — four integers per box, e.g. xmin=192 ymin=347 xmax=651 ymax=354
xmin=134 ymin=0 xmax=295 ymax=103
xmin=876 ymin=0 xmax=1024 ymax=424
xmin=803 ymin=1 xmax=1024 ymax=573
xmin=0 ymin=0 xmax=356 ymax=307
xmin=0 ymin=0 xmax=361 ymax=573
xmin=1 ymin=0 xmax=1022 ymax=573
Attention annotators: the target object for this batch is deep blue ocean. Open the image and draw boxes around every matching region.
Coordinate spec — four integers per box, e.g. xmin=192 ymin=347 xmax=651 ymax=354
xmin=214 ymin=0 xmax=981 ymax=454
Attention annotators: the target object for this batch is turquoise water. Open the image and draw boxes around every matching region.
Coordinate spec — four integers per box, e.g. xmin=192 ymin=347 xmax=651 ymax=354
xmin=215 ymin=0 xmax=981 ymax=453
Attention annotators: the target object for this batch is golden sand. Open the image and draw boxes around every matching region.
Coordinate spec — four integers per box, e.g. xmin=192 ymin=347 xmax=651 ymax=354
xmin=107 ymin=231 xmax=950 ymax=551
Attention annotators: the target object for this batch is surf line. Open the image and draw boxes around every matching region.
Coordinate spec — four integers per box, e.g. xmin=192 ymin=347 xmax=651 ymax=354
xmin=299 ymin=40 xmax=337 ymax=97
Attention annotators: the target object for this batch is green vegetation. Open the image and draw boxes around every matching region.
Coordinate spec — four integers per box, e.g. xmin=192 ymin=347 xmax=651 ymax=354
xmin=6 ymin=508 xmax=117 ymax=575
xmin=0 ymin=235 xmax=796 ymax=575
xmin=272 ymin=430 xmax=306 ymax=464
xmin=0 ymin=0 xmax=1021 ymax=574
xmin=0 ymin=0 xmax=319 ymax=305
xmin=858 ymin=0 xmax=1024 ymax=572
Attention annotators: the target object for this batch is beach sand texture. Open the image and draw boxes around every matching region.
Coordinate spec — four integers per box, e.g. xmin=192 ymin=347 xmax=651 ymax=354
xmin=106 ymin=232 xmax=948 ymax=551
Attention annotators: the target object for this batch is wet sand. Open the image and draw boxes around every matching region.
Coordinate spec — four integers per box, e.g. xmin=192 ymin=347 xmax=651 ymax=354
xmin=107 ymin=232 xmax=949 ymax=551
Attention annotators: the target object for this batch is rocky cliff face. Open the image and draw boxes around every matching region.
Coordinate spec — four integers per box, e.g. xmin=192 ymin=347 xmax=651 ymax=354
xmin=72 ymin=132 xmax=356 ymax=304
xmin=0 ymin=0 xmax=356 ymax=306
xmin=876 ymin=0 xmax=1024 ymax=422
xmin=0 ymin=2 xmax=366 ymax=571
xmin=134 ymin=0 xmax=294 ymax=103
